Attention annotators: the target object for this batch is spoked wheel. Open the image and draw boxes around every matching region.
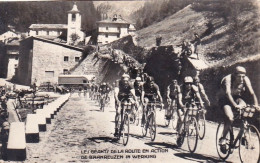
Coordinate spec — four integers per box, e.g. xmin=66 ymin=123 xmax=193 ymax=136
xmin=142 ymin=115 xmax=148 ymax=137
xmin=122 ymin=114 xmax=130 ymax=146
xmin=165 ymin=107 xmax=170 ymax=127
xmin=216 ymin=122 xmax=232 ymax=161
xmin=239 ymin=124 xmax=260 ymax=163
xmin=197 ymin=111 xmax=206 ymax=140
xmin=187 ymin=117 xmax=199 ymax=153
xmin=171 ymin=109 xmax=178 ymax=130
xmin=149 ymin=112 xmax=156 ymax=141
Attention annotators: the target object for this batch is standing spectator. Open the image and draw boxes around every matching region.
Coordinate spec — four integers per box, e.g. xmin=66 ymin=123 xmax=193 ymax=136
xmin=156 ymin=35 xmax=162 ymax=46
xmin=193 ymin=33 xmax=201 ymax=58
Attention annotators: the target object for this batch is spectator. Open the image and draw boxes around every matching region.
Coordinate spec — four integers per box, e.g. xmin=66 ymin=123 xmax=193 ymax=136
xmin=156 ymin=35 xmax=162 ymax=46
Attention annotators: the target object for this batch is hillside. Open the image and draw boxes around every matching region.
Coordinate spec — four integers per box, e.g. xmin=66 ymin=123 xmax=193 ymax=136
xmin=135 ymin=1 xmax=260 ymax=68
xmin=0 ymin=1 xmax=98 ymax=34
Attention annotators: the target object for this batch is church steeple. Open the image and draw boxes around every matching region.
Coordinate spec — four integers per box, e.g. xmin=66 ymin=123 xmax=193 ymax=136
xmin=67 ymin=2 xmax=82 ymax=45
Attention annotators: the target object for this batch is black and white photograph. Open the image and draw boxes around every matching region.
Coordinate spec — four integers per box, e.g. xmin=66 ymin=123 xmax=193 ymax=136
xmin=0 ymin=0 xmax=259 ymax=162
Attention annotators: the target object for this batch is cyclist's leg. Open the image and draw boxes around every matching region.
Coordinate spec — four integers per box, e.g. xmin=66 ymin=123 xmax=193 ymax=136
xmin=114 ymin=101 xmax=120 ymax=136
xmin=220 ymin=105 xmax=234 ymax=144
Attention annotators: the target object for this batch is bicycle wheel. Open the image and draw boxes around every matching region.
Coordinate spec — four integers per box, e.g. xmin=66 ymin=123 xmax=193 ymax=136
xmin=187 ymin=117 xmax=198 ymax=153
xmin=239 ymin=124 xmax=260 ymax=163
xmin=171 ymin=109 xmax=178 ymax=130
xmin=142 ymin=115 xmax=148 ymax=137
xmin=149 ymin=112 xmax=156 ymax=141
xmin=164 ymin=107 xmax=170 ymax=127
xmin=216 ymin=122 xmax=232 ymax=161
xmin=122 ymin=114 xmax=130 ymax=146
xmin=197 ymin=111 xmax=206 ymax=140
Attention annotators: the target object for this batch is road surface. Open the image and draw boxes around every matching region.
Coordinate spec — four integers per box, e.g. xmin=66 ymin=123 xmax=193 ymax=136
xmin=25 ymin=93 xmax=255 ymax=163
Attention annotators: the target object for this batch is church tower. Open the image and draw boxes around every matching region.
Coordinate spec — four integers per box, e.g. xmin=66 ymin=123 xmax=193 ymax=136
xmin=67 ymin=3 xmax=82 ymax=45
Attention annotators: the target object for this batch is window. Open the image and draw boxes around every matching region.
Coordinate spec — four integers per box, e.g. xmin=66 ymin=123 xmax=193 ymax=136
xmin=75 ymin=57 xmax=80 ymax=62
xmin=106 ymin=27 xmax=108 ymax=30
xmin=15 ymin=56 xmax=18 ymax=60
xmin=83 ymin=80 xmax=87 ymax=83
xmin=36 ymin=31 xmax=38 ymax=35
xmin=117 ymin=34 xmax=120 ymax=38
xmin=45 ymin=71 xmax=54 ymax=78
xmin=117 ymin=27 xmax=120 ymax=31
xmin=72 ymin=14 xmax=76 ymax=21
xmin=64 ymin=56 xmax=69 ymax=61
xmin=47 ymin=31 xmax=49 ymax=35
xmin=63 ymin=69 xmax=68 ymax=74
xmin=105 ymin=34 xmax=108 ymax=38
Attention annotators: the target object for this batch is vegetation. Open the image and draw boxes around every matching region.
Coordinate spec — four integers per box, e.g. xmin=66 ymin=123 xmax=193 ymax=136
xmin=0 ymin=1 xmax=98 ymax=34
xmin=131 ymin=0 xmax=193 ymax=29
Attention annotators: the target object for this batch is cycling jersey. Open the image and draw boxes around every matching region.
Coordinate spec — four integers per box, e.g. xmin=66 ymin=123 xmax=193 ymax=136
xmin=115 ymin=80 xmax=134 ymax=100
xmin=134 ymin=81 xmax=143 ymax=97
xmin=178 ymin=84 xmax=198 ymax=104
xmin=221 ymin=74 xmax=247 ymax=97
xmin=143 ymin=82 xmax=160 ymax=102
xmin=220 ymin=74 xmax=253 ymax=108
xmin=167 ymin=84 xmax=180 ymax=99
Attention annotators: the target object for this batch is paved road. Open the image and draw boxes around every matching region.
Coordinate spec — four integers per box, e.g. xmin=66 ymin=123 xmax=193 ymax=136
xmin=25 ymin=94 xmax=256 ymax=163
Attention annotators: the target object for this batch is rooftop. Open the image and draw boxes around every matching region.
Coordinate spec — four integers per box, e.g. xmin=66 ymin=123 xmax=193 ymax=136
xmin=97 ymin=17 xmax=130 ymax=25
xmin=29 ymin=24 xmax=67 ymax=29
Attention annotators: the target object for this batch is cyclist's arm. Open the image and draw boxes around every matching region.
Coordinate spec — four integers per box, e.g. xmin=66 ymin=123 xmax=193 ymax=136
xmin=244 ymin=76 xmax=258 ymax=106
xmin=155 ymin=84 xmax=163 ymax=102
xmin=224 ymin=77 xmax=239 ymax=108
xmin=199 ymin=84 xmax=210 ymax=105
xmin=192 ymin=85 xmax=204 ymax=107
xmin=178 ymin=88 xmax=184 ymax=108
xmin=114 ymin=87 xmax=119 ymax=103
xmin=166 ymin=85 xmax=171 ymax=100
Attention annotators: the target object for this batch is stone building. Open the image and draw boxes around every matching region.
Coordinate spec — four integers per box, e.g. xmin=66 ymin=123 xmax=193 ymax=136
xmin=16 ymin=36 xmax=83 ymax=85
xmin=96 ymin=15 xmax=136 ymax=44
xmin=29 ymin=24 xmax=67 ymax=38
xmin=28 ymin=3 xmax=84 ymax=45
xmin=6 ymin=40 xmax=20 ymax=79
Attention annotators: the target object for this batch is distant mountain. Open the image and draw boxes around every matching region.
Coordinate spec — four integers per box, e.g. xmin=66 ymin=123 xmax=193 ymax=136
xmin=93 ymin=1 xmax=145 ymax=23
xmin=0 ymin=1 xmax=98 ymax=34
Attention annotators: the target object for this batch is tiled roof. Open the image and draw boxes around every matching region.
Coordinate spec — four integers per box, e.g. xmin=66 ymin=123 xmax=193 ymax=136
xmin=29 ymin=24 xmax=67 ymax=29
xmin=97 ymin=18 xmax=130 ymax=25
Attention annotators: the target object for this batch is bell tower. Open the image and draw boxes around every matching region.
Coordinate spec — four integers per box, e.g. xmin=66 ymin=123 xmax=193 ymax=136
xmin=67 ymin=2 xmax=82 ymax=44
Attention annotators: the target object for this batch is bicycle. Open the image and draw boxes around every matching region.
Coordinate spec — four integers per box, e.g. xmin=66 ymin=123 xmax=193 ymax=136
xmin=142 ymin=101 xmax=158 ymax=142
xmin=176 ymin=102 xmax=199 ymax=153
xmin=165 ymin=99 xmax=178 ymax=129
xmin=116 ymin=98 xmax=134 ymax=146
xmin=195 ymin=102 xmax=206 ymax=140
xmin=216 ymin=105 xmax=260 ymax=163
xmin=99 ymin=93 xmax=106 ymax=112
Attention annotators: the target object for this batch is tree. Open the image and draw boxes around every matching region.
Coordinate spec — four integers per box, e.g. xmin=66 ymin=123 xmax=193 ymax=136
xmin=70 ymin=33 xmax=80 ymax=45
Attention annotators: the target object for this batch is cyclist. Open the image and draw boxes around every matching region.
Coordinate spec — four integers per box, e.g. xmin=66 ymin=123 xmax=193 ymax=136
xmin=114 ymin=74 xmax=139 ymax=137
xmin=193 ymin=76 xmax=210 ymax=107
xmin=134 ymin=77 xmax=144 ymax=109
xmin=176 ymin=76 xmax=204 ymax=143
xmin=98 ymin=82 xmax=111 ymax=102
xmin=218 ymin=66 xmax=259 ymax=153
xmin=165 ymin=79 xmax=180 ymax=120
xmin=142 ymin=76 xmax=163 ymax=126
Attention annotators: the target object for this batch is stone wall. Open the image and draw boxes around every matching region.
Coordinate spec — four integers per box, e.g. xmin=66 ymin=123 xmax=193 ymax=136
xmin=16 ymin=37 xmax=83 ymax=85
xmin=31 ymin=39 xmax=82 ymax=85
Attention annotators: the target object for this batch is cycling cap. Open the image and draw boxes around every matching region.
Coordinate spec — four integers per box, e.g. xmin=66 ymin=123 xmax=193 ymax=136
xmin=136 ymin=77 xmax=142 ymax=81
xmin=102 ymin=82 xmax=106 ymax=85
xmin=184 ymin=76 xmax=193 ymax=83
xmin=235 ymin=66 xmax=246 ymax=74
xmin=122 ymin=74 xmax=130 ymax=79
